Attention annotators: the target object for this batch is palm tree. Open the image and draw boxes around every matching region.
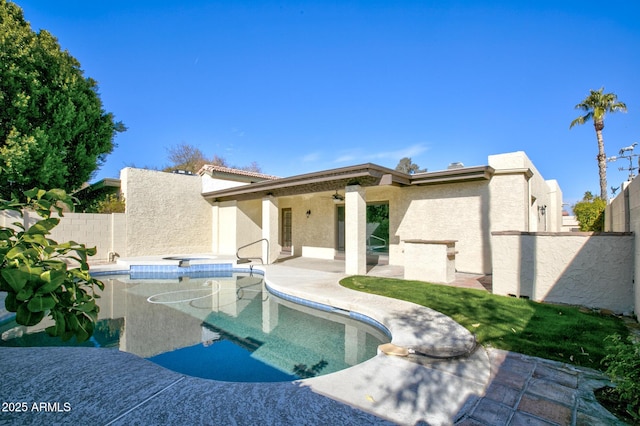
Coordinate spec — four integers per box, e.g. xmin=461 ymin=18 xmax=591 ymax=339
xmin=570 ymin=88 xmax=627 ymax=200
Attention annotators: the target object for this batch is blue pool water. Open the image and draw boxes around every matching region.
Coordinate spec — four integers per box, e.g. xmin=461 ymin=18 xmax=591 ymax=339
xmin=0 ymin=268 xmax=389 ymax=382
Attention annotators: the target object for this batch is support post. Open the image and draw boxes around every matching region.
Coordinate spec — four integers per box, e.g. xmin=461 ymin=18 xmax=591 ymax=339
xmin=345 ymin=185 xmax=367 ymax=275
xmin=262 ymin=196 xmax=280 ymax=264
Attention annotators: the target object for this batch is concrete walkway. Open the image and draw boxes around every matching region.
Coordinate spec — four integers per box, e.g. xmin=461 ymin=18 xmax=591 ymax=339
xmin=0 ymin=257 xmax=622 ymax=425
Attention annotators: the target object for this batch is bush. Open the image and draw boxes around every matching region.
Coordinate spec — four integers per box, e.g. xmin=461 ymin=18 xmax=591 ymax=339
xmin=573 ymin=193 xmax=606 ymax=231
xmin=602 ymin=334 xmax=640 ymax=421
xmin=94 ymin=193 xmax=125 ymax=213
xmin=0 ymin=188 xmax=103 ymax=342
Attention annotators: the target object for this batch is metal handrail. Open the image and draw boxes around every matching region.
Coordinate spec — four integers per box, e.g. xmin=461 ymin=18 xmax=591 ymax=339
xmin=236 ymin=238 xmax=269 ymax=264
xmin=367 ymin=234 xmax=387 ymax=251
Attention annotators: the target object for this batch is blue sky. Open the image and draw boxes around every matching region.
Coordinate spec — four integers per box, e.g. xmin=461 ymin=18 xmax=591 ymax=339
xmin=14 ymin=0 xmax=640 ymax=206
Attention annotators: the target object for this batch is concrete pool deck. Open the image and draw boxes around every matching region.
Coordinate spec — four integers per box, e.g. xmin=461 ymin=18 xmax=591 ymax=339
xmin=0 ymin=256 xmax=622 ymax=425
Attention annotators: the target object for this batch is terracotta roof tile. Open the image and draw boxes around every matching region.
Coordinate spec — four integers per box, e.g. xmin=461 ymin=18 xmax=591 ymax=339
xmin=198 ymin=164 xmax=279 ymax=180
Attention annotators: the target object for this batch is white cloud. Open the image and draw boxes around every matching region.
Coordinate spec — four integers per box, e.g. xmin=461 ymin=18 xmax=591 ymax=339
xmin=230 ymin=128 xmax=245 ymax=137
xmin=302 ymin=152 xmax=321 ymax=162
xmin=335 ymin=154 xmax=357 ymax=163
xmin=368 ymin=143 xmax=428 ymax=161
xmin=330 ymin=143 xmax=429 ymax=166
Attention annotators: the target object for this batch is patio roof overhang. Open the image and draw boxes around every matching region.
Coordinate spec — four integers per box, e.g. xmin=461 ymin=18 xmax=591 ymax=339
xmin=202 ymin=163 xmax=495 ymax=202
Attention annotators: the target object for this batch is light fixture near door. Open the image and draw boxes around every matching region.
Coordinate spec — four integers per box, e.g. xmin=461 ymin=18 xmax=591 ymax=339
xmin=332 ymin=190 xmax=344 ymax=203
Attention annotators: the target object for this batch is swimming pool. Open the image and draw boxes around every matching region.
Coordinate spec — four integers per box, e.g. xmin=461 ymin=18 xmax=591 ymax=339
xmin=0 ymin=268 xmax=390 ymax=382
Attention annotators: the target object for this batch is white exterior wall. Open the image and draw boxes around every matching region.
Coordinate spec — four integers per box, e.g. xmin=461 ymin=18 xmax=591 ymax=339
xmin=201 ymin=174 xmax=250 ymax=193
xmin=120 ymin=168 xmax=212 ymax=256
xmin=492 ymin=232 xmax=634 ymax=314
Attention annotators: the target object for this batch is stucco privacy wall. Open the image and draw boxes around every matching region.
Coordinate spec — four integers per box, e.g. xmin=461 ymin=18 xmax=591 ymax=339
xmin=120 ymin=168 xmax=212 ymax=256
xmin=492 ymin=231 xmax=634 ymax=314
xmin=605 ymin=177 xmax=640 ymax=318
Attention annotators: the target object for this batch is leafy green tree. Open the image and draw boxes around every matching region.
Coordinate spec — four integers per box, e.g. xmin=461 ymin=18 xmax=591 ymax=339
xmin=395 ymin=157 xmax=427 ymax=174
xmin=570 ymin=88 xmax=627 ymax=200
xmin=0 ymin=188 xmax=103 ymax=342
xmin=572 ymin=191 xmax=606 ymax=231
xmin=0 ymin=1 xmax=125 ymax=199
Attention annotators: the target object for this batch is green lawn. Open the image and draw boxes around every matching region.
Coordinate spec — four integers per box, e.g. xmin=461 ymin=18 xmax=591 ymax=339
xmin=340 ymin=275 xmax=628 ymax=371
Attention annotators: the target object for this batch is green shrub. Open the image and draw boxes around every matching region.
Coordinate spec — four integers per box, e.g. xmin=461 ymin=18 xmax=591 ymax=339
xmin=573 ymin=192 xmax=606 ymax=231
xmin=0 ymin=188 xmax=103 ymax=342
xmin=603 ymin=334 xmax=640 ymax=421
xmin=94 ymin=193 xmax=125 ymax=213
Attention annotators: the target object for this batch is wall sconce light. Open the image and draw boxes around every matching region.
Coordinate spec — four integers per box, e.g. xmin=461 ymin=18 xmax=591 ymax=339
xmin=306 ymin=209 xmax=311 ymax=218
xmin=538 ymin=205 xmax=547 ymax=215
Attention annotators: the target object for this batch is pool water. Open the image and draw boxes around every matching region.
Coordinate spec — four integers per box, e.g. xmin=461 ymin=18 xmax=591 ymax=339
xmin=0 ymin=271 xmax=389 ymax=382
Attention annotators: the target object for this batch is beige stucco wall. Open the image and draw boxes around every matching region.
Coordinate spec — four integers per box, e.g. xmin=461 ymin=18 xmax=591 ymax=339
xmin=215 ymin=201 xmax=238 ymax=255
xmin=396 ymin=181 xmax=491 ymax=274
xmin=120 ymin=168 xmax=212 ymax=256
xmin=278 ymin=193 xmax=338 ymax=257
xmin=489 ymin=151 xmax=561 ymax=233
xmin=211 ymin=199 xmax=262 ymax=258
xmin=492 ymin=232 xmax=634 ymax=314
xmin=605 ymin=181 xmax=630 ymax=232
xmin=237 ymin=199 xmax=262 ymax=258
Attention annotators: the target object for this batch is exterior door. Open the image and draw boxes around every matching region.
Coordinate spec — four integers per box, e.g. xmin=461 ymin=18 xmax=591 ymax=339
xmin=281 ymin=208 xmax=292 ymax=253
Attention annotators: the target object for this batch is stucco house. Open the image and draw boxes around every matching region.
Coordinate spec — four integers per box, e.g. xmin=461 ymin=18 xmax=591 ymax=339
xmin=68 ymin=151 xmax=559 ymax=281
xmin=114 ymin=151 xmax=561 ymax=278
xmin=59 ymin=150 xmax=639 ymax=314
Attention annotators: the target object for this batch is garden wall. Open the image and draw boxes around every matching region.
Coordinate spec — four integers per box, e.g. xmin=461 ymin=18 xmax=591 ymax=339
xmin=0 ymin=210 xmax=125 ymax=263
xmin=492 ymin=231 xmax=634 ymax=315
xmin=605 ymin=177 xmax=640 ymax=319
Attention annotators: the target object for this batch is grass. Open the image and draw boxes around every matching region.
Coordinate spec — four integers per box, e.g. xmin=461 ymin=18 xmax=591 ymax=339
xmin=340 ymin=275 xmax=629 ymax=371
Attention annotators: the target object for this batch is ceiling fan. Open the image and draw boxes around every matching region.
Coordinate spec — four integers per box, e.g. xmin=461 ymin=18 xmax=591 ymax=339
xmin=331 ymin=190 xmax=344 ymax=202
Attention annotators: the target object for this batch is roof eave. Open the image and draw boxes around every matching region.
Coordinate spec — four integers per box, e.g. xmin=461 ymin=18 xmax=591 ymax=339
xmin=410 ymin=166 xmax=495 ymax=186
